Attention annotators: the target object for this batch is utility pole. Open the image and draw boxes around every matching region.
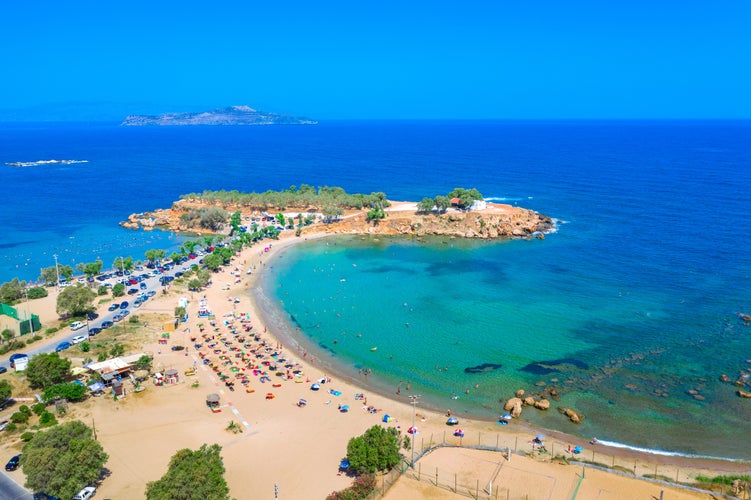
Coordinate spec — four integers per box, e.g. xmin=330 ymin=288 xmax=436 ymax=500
xmin=409 ymin=394 xmax=421 ymax=468
xmin=53 ymin=253 xmax=60 ymax=289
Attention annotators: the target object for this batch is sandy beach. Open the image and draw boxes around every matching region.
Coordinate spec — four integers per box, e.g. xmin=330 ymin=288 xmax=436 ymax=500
xmin=2 ymin=227 xmax=749 ymax=499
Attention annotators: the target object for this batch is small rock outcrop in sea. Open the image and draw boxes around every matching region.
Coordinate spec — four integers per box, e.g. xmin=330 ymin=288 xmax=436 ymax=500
xmin=558 ymin=406 xmax=585 ymax=424
xmin=738 ymin=390 xmax=751 ymax=398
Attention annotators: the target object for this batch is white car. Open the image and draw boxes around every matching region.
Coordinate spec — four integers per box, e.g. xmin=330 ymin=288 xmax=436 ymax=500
xmin=73 ymin=486 xmax=96 ymax=500
xmin=70 ymin=321 xmax=85 ymax=331
xmin=71 ymin=335 xmax=87 ymax=345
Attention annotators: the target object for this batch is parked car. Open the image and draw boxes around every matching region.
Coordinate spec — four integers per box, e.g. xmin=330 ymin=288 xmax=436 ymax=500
xmin=70 ymin=321 xmax=85 ymax=331
xmin=108 ymin=303 xmax=119 ymax=311
xmin=127 ymin=288 xmax=138 ymax=295
xmin=71 ymin=335 xmax=86 ymax=345
xmin=140 ymin=282 xmax=147 ymax=289
xmin=101 ymin=321 xmax=113 ymax=329
xmin=5 ymin=454 xmax=21 ymax=471
xmin=120 ymin=301 xmax=129 ymax=309
xmin=87 ymin=312 xmax=99 ymax=321
xmin=88 ymin=327 xmax=101 ymax=336
xmin=55 ymin=342 xmax=71 ymax=352
xmin=9 ymin=353 xmax=27 ymax=368
xmin=0 ymin=366 xmax=6 ymax=375
xmin=72 ymin=486 xmax=96 ymax=500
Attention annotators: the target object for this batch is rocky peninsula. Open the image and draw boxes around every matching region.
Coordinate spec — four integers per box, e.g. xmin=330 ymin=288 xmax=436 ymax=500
xmin=121 ymin=105 xmax=317 ymax=126
xmin=120 ymin=198 xmax=555 ymax=239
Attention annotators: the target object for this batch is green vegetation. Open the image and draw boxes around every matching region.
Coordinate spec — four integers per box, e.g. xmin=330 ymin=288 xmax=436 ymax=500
xmin=112 ymin=283 xmax=125 ymax=297
xmin=113 ymin=256 xmax=134 ymax=272
xmin=346 ymin=425 xmax=402 ymax=474
xmin=76 ymin=259 xmax=103 ymax=280
xmin=27 ymin=286 xmax=48 ymax=299
xmin=135 ymin=355 xmax=153 ymax=371
xmin=146 ymin=443 xmax=230 ymax=500
xmin=39 ymin=264 xmax=74 ymax=286
xmin=22 ymin=420 xmax=108 ymax=500
xmin=0 ymin=278 xmax=27 ymax=303
xmin=695 ymin=474 xmax=751 ymax=485
xmin=25 ymin=353 xmax=72 ymax=389
xmin=326 ymin=474 xmax=377 ymax=500
xmin=181 ymin=185 xmax=390 ymax=212
xmin=42 ymin=383 xmax=86 ymax=403
xmin=0 ymin=379 xmax=13 ymax=400
xmin=56 ymin=284 xmax=96 ymax=317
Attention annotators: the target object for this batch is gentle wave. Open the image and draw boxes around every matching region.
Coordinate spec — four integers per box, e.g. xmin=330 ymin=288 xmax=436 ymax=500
xmin=595 ymin=439 xmax=749 ymax=462
xmin=4 ymin=159 xmax=88 ymax=167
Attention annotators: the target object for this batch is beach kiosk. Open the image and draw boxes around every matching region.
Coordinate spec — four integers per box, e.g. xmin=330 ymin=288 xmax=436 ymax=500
xmin=206 ymin=393 xmax=221 ymax=412
xmin=165 ymin=369 xmax=179 ymax=384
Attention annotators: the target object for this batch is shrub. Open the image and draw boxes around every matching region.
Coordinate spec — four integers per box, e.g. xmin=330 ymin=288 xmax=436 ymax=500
xmin=45 ymin=327 xmax=59 ymax=336
xmin=19 ymin=405 xmax=32 ymax=416
xmin=326 ymin=474 xmax=377 ymax=500
xmin=32 ymin=403 xmax=46 ymax=416
xmin=97 ymin=286 xmax=109 ymax=296
xmin=20 ymin=431 xmax=35 ymax=441
xmin=27 ymin=287 xmax=48 ymax=299
xmin=129 ymin=315 xmax=140 ymax=324
xmin=5 ymin=423 xmax=17 ymax=432
xmin=79 ymin=342 xmax=90 ymax=352
xmin=10 ymin=411 xmax=29 ymax=424
xmin=346 ymin=425 xmax=402 ymax=474
xmin=39 ymin=411 xmax=58 ymax=427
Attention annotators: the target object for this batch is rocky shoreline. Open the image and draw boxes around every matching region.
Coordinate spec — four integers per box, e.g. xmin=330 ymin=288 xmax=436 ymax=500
xmin=120 ymin=198 xmax=555 ymax=240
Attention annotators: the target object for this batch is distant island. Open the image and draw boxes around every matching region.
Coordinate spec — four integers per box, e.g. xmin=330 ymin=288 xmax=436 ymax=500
xmin=121 ymin=105 xmax=317 ymax=126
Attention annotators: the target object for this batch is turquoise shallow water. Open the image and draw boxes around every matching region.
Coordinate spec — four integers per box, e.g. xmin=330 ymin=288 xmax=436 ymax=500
xmin=261 ymin=234 xmax=751 ymax=460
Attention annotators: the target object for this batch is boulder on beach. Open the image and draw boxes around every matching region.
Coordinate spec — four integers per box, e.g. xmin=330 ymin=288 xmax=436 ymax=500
xmin=516 ymin=389 xmax=525 ymax=398
xmin=524 ymin=396 xmax=535 ymax=406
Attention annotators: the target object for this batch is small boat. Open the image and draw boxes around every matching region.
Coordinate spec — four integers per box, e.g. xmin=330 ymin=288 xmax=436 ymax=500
xmin=370 ymin=347 xmax=377 ymax=352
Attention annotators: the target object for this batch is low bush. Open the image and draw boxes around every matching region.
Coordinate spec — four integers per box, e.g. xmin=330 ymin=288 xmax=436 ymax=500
xmin=20 ymin=431 xmax=34 ymax=442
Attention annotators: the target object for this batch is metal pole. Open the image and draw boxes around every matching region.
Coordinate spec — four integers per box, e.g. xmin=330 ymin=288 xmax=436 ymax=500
xmin=53 ymin=253 xmax=60 ymax=289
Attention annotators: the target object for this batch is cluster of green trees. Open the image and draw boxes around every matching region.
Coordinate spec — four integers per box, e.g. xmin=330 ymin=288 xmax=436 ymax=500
xmin=22 ymin=421 xmax=108 ymax=500
xmin=0 ymin=278 xmax=47 ymax=304
xmin=346 ymin=425 xmax=402 ymax=474
xmin=181 ymin=185 xmax=391 ymax=212
xmin=146 ymin=443 xmax=230 ymax=499
xmin=416 ymin=187 xmax=484 ymax=213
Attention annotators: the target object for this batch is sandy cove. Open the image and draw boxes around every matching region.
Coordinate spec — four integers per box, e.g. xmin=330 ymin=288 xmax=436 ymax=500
xmin=2 ymin=230 xmax=749 ymax=499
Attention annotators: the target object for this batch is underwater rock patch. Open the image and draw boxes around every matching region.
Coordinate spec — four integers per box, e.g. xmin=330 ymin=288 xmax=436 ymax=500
xmin=520 ymin=358 xmax=589 ymax=375
xmin=464 ymin=362 xmax=503 ymax=374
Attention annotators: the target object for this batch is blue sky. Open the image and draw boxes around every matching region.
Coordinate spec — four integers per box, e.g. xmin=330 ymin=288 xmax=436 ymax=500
xmin=1 ymin=1 xmax=749 ymax=119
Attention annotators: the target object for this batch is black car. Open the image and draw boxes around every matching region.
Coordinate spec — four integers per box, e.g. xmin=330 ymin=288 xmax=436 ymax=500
xmin=101 ymin=321 xmax=113 ymax=329
xmin=5 ymin=454 xmax=21 ymax=471
xmin=108 ymin=303 xmax=119 ymax=312
xmin=88 ymin=327 xmax=102 ymax=336
xmin=120 ymin=301 xmax=129 ymax=309
xmin=171 ymin=345 xmax=185 ymax=351
xmin=0 ymin=366 xmax=7 ymax=375
xmin=87 ymin=312 xmax=99 ymax=321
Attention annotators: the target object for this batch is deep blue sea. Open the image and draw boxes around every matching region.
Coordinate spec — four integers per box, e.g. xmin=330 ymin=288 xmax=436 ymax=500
xmin=2 ymin=120 xmax=751 ymax=459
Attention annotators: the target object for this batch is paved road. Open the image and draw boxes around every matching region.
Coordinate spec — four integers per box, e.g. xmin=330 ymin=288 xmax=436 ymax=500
xmin=0 ymin=257 xmax=200 ymax=371
xmin=0 ymin=470 xmax=32 ymax=500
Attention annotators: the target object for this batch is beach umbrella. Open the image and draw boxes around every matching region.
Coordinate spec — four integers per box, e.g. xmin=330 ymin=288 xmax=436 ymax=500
xmin=501 ymin=414 xmax=513 ymax=421
xmin=446 ymin=417 xmax=459 ymax=425
xmin=311 ymin=383 xmax=320 ymax=391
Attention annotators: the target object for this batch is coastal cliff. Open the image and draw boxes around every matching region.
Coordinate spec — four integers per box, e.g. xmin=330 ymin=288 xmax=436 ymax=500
xmin=120 ymin=199 xmax=554 ymax=239
xmin=121 ymin=105 xmax=317 ymax=126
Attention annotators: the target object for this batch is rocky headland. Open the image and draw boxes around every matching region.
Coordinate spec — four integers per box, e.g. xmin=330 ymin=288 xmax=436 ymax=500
xmin=120 ymin=198 xmax=555 ymax=239
xmin=121 ymin=105 xmax=317 ymax=126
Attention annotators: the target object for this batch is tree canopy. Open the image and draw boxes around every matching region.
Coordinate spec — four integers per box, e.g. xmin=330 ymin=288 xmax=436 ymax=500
xmin=22 ymin=420 xmax=108 ymax=500
xmin=26 ymin=353 xmax=72 ymax=389
xmin=0 ymin=278 xmax=26 ymax=304
xmin=76 ymin=260 xmax=103 ymax=279
xmin=346 ymin=425 xmax=402 ymax=474
xmin=0 ymin=379 xmax=12 ymax=400
xmin=56 ymin=284 xmax=96 ymax=317
xmin=43 ymin=382 xmax=87 ymax=403
xmin=146 ymin=443 xmax=230 ymax=500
